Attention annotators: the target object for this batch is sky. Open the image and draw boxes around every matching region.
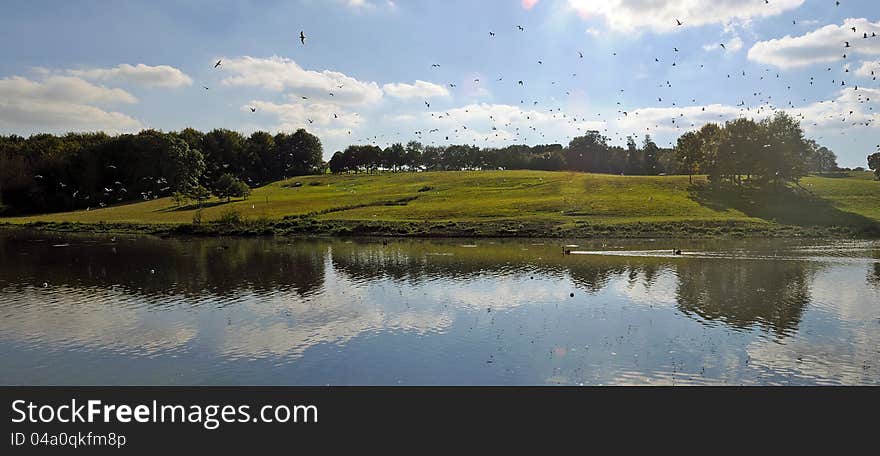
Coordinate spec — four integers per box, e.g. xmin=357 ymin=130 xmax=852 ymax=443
xmin=1 ymin=0 xmax=879 ymax=167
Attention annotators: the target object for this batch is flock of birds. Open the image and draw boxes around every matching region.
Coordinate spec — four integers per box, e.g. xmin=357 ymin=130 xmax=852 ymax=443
xmin=193 ymin=1 xmax=875 ymax=152
xmin=34 ymin=1 xmax=876 ymax=209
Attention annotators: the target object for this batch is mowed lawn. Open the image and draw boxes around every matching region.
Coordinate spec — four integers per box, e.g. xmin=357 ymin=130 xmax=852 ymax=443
xmin=2 ymin=170 xmax=879 ymax=228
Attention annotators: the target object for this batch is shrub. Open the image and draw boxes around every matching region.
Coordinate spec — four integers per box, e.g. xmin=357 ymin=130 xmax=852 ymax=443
xmin=215 ymin=208 xmax=243 ymax=225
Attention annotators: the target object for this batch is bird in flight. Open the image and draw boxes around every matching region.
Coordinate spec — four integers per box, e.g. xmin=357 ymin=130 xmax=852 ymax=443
xmin=203 ymin=86 xmax=209 ymax=90
xmin=516 ymin=25 xmax=524 ymax=31
xmin=489 ymin=31 xmax=495 ymax=37
xmin=720 ymin=43 xmax=726 ymax=49
xmin=300 ymin=31 xmax=306 ymax=45
xmin=250 ymin=107 xmax=256 ymax=112
xmin=214 ymin=60 xmax=222 ymax=68
xmin=578 ymin=51 xmax=583 ymax=58
xmin=676 ymin=19 xmax=683 ymax=26
xmin=431 ymin=64 xmax=441 ymax=68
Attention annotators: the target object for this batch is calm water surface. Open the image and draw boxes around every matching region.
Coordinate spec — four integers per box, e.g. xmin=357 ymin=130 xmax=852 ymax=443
xmin=1 ymin=229 xmax=878 ymax=385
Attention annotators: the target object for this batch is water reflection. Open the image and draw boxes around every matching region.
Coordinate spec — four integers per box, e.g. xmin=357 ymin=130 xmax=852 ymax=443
xmin=675 ymin=258 xmax=814 ymax=337
xmin=0 ymin=230 xmax=877 ymax=385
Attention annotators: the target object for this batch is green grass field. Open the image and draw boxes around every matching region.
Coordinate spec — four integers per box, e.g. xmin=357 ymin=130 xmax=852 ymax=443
xmin=2 ymin=170 xmax=879 ymax=237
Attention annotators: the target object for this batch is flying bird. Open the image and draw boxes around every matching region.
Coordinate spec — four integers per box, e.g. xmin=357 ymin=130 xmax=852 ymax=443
xmin=214 ymin=60 xmax=222 ymax=68
xmin=300 ymin=31 xmax=306 ymax=45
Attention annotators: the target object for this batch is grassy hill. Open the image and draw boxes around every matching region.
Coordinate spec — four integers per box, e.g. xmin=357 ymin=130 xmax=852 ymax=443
xmin=2 ymin=170 xmax=879 ymax=238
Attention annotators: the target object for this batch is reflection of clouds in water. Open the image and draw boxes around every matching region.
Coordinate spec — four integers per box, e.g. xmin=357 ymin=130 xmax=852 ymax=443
xmin=419 ymin=275 xmax=566 ymax=310
xmin=610 ymin=270 xmax=679 ymax=308
xmin=746 ymin=333 xmax=879 ymax=385
xmin=0 ymin=287 xmax=197 ymax=355
xmin=217 ymin=270 xmax=577 ymax=360
xmin=215 ymin=267 xmax=453 ymax=360
xmin=810 ymin=266 xmax=880 ymax=323
xmin=745 ymin=268 xmax=880 ymax=385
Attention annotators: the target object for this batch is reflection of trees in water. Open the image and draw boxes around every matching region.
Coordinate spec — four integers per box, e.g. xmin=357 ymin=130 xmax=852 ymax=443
xmin=328 ymin=240 xmax=570 ymax=284
xmin=0 ymin=231 xmax=326 ymax=301
xmin=674 ymin=258 xmax=815 ymax=337
xmin=0 ymin=231 xmax=829 ymax=338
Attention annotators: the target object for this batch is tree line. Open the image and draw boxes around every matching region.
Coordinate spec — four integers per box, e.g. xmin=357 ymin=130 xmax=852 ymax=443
xmin=3 ymin=111 xmax=875 ymax=216
xmin=0 ymin=128 xmax=323 ymax=214
xmin=329 ymin=134 xmax=680 ymax=175
xmin=329 ymin=113 xmax=842 ymax=184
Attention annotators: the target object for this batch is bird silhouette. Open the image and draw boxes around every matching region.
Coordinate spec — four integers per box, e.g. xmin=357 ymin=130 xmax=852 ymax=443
xmin=214 ymin=60 xmax=222 ymax=68
xmin=300 ymin=31 xmax=306 ymax=45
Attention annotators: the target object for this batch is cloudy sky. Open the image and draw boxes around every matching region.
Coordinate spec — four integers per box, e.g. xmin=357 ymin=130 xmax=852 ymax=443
xmin=1 ymin=0 xmax=879 ymax=167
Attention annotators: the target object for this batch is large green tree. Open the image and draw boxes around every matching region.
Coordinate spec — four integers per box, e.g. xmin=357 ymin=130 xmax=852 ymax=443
xmin=869 ymin=152 xmax=880 ymax=180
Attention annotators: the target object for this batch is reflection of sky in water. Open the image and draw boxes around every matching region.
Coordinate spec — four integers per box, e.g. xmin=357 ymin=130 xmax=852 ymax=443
xmin=0 ymin=231 xmax=878 ymax=385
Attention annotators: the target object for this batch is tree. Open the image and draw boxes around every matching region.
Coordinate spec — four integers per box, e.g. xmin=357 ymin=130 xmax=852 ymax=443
xmin=869 ymin=152 xmax=880 ymax=180
xmin=675 ymin=131 xmax=703 ymax=183
xmin=385 ymin=143 xmax=406 ymax=171
xmin=161 ymin=136 xmax=205 ymax=198
xmin=404 ymin=141 xmax=423 ymax=170
xmin=276 ymin=129 xmax=323 ymax=177
xmin=245 ymin=131 xmax=277 ymax=184
xmin=212 ymin=173 xmax=250 ymax=202
xmin=201 ymin=129 xmax=245 ymax=183
xmin=805 ymin=139 xmax=838 ymax=173
xmin=566 ymin=131 xmax=609 ymax=173
xmin=625 ymin=136 xmax=641 ymax=175
xmin=760 ymin=112 xmax=810 ymax=184
xmin=642 ymin=135 xmax=660 ymax=175
xmin=187 ymin=184 xmax=212 ymax=207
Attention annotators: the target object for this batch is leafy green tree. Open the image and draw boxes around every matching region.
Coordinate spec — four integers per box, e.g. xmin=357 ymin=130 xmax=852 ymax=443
xmin=566 ymin=131 xmax=610 ymax=172
xmin=404 ymin=141 xmax=423 ymax=170
xmin=642 ymin=135 xmax=660 ymax=175
xmin=244 ymin=131 xmax=277 ymax=184
xmin=212 ymin=173 xmax=250 ymax=202
xmin=676 ymin=131 xmax=703 ymax=183
xmin=869 ymin=152 xmax=880 ymax=180
xmin=161 ymin=136 xmax=205 ymax=198
xmin=187 ymin=184 xmax=211 ymax=207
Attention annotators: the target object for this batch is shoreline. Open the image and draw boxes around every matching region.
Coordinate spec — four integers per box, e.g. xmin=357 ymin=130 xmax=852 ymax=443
xmin=4 ymin=218 xmax=878 ymax=239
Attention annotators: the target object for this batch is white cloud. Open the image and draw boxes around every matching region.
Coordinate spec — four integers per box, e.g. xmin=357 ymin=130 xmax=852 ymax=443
xmin=383 ymin=80 xmax=450 ymax=99
xmin=854 ymin=60 xmax=880 ymax=78
xmin=68 ymin=63 xmax=192 ymax=88
xmin=0 ymin=75 xmax=141 ymax=133
xmin=748 ymin=18 xmax=880 ymax=68
xmin=703 ymin=35 xmax=744 ymax=53
xmin=220 ymin=55 xmax=384 ymax=105
xmin=616 ymin=87 xmax=880 ymax=136
xmin=245 ymin=99 xmax=364 ymax=139
xmin=617 ymin=103 xmax=753 ymax=134
xmin=0 ymin=75 xmax=137 ymax=105
xmin=567 ymin=0 xmax=803 ymax=33
xmin=388 ymin=103 xmax=606 ymax=147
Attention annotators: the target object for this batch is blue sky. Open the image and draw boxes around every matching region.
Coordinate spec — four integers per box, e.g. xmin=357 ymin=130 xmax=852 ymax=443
xmin=1 ymin=0 xmax=879 ymax=167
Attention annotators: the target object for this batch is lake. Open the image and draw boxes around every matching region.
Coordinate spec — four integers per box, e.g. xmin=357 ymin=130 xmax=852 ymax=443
xmin=1 ymin=229 xmax=878 ymax=385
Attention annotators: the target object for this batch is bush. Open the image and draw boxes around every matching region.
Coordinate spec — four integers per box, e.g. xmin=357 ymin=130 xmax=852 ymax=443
xmin=215 ymin=208 xmax=243 ymax=225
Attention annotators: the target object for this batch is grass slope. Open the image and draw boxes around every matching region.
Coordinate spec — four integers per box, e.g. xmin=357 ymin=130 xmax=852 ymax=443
xmin=2 ymin=170 xmax=879 ymax=237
